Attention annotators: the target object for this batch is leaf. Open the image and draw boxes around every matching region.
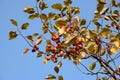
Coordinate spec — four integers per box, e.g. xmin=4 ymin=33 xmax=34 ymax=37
xmin=58 ymin=75 xmax=63 ymax=80
xmin=26 ymin=35 xmax=34 ymax=41
xmin=36 ymin=52 xmax=43 ymax=57
xmin=100 ymin=48 xmax=106 ymax=56
xmin=9 ymin=31 xmax=18 ymax=40
xmin=39 ymin=13 xmax=48 ymax=21
xmin=45 ymin=74 xmax=56 ymax=79
xmin=10 ymin=19 xmax=18 ymax=26
xmin=52 ymin=3 xmax=62 ymax=11
xmin=48 ymin=12 xmax=56 ymax=19
xmin=21 ymin=23 xmax=29 ymax=30
xmin=24 ymin=6 xmax=35 ymax=14
xmin=74 ymin=7 xmax=80 ymax=14
xmin=100 ymin=28 xmax=110 ymax=38
xmin=80 ymin=19 xmax=86 ymax=26
xmin=28 ymin=13 xmax=39 ymax=20
xmin=23 ymin=48 xmax=29 ymax=54
xmin=57 ymin=61 xmax=62 ymax=68
xmin=65 ymin=33 xmax=78 ymax=44
xmin=113 ymin=40 xmax=119 ymax=48
xmin=89 ymin=62 xmax=96 ymax=70
xmin=56 ymin=26 xmax=66 ymax=35
xmin=104 ymin=16 xmax=111 ymax=20
xmin=54 ymin=66 xmax=59 ymax=73
xmin=55 ymin=19 xmax=67 ymax=27
xmin=89 ymin=30 xmax=97 ymax=38
xmin=100 ymin=7 xmax=109 ymax=15
xmin=73 ymin=59 xmax=81 ymax=65
xmin=39 ymin=1 xmax=48 ymax=10
xmin=110 ymin=47 xmax=118 ymax=54
xmin=43 ymin=58 xmax=48 ymax=64
xmin=33 ymin=33 xmax=39 ymax=37
xmin=36 ymin=36 xmax=42 ymax=45
xmin=98 ymin=0 xmax=106 ymax=4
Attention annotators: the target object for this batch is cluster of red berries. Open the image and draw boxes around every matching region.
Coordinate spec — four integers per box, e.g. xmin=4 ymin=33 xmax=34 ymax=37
xmin=65 ymin=23 xmax=76 ymax=33
xmin=32 ymin=45 xmax=39 ymax=52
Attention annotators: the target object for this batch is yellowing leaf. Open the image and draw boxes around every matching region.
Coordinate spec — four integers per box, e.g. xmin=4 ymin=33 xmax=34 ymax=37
xmin=24 ymin=6 xmax=35 ymax=14
xmin=98 ymin=0 xmax=106 ymax=4
xmin=100 ymin=28 xmax=110 ymax=39
xmin=100 ymin=48 xmax=106 ymax=56
xmin=65 ymin=33 xmax=78 ymax=44
xmin=10 ymin=19 xmax=18 ymax=26
xmin=100 ymin=7 xmax=109 ymax=15
xmin=45 ymin=74 xmax=56 ymax=79
xmin=43 ymin=58 xmax=48 ymax=64
xmin=57 ymin=26 xmax=66 ymax=35
xmin=74 ymin=7 xmax=80 ymax=14
xmin=36 ymin=36 xmax=42 ymax=45
xmin=57 ymin=61 xmax=62 ymax=68
xmin=36 ymin=52 xmax=43 ymax=57
xmin=77 ymin=52 xmax=85 ymax=59
xmin=39 ymin=1 xmax=48 ymax=10
xmin=23 ymin=48 xmax=29 ymax=54
xmin=26 ymin=35 xmax=34 ymax=41
xmin=114 ymin=40 xmax=119 ymax=48
xmin=21 ymin=23 xmax=29 ymax=30
xmin=80 ymin=19 xmax=86 ymax=26
xmin=73 ymin=59 xmax=81 ymax=65
xmin=54 ymin=66 xmax=59 ymax=73
xmin=9 ymin=31 xmax=18 ymax=40
xmin=28 ymin=14 xmax=39 ymax=20
xmin=55 ymin=19 xmax=67 ymax=27
xmin=48 ymin=12 xmax=56 ymax=19
xmin=110 ymin=47 xmax=118 ymax=53
xmin=39 ymin=13 xmax=47 ymax=21
xmin=89 ymin=62 xmax=96 ymax=70
xmin=58 ymin=75 xmax=63 ymax=80
xmin=52 ymin=3 xmax=62 ymax=11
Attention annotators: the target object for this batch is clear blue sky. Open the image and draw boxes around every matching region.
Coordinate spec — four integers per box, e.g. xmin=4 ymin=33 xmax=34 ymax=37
xmin=0 ymin=0 xmax=119 ymax=80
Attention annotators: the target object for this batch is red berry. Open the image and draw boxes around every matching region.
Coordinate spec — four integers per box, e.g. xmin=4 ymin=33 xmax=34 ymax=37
xmin=59 ymin=51 xmax=64 ymax=56
xmin=51 ymin=36 xmax=56 ymax=41
xmin=47 ymin=44 xmax=52 ymax=48
xmin=32 ymin=48 xmax=36 ymax=52
xmin=46 ymin=56 xmax=51 ymax=61
xmin=34 ymin=45 xmax=39 ymax=50
xmin=78 ymin=44 xmax=83 ymax=49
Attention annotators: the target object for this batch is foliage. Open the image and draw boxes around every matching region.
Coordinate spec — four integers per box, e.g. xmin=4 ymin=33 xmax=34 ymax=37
xmin=9 ymin=0 xmax=120 ymax=80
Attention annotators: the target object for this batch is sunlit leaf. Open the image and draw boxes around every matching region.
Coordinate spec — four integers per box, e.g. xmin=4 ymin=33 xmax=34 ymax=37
xmin=36 ymin=52 xmax=43 ymax=57
xmin=36 ymin=36 xmax=42 ymax=45
xmin=54 ymin=66 xmax=59 ymax=73
xmin=39 ymin=1 xmax=48 ymax=10
xmin=57 ymin=61 xmax=62 ymax=68
xmin=97 ymin=3 xmax=104 ymax=13
xmin=98 ymin=0 xmax=106 ymax=4
xmin=39 ymin=13 xmax=48 ymax=21
xmin=23 ymin=48 xmax=29 ymax=54
xmin=58 ymin=75 xmax=63 ymax=80
xmin=74 ymin=7 xmax=80 ymax=14
xmin=33 ymin=33 xmax=39 ymax=37
xmin=9 ymin=31 xmax=18 ymax=40
xmin=89 ymin=30 xmax=97 ymax=38
xmin=52 ymin=3 xmax=62 ymax=11
xmin=104 ymin=16 xmax=111 ymax=20
xmin=100 ymin=48 xmax=106 ymax=56
xmin=24 ymin=6 xmax=35 ymax=14
xmin=100 ymin=28 xmax=110 ymax=39
xmin=10 ymin=19 xmax=18 ymax=26
xmin=43 ymin=58 xmax=48 ymax=64
xmin=42 ymin=26 xmax=48 ymax=34
xmin=80 ymin=19 xmax=86 ymax=26
xmin=26 ymin=35 xmax=34 ymax=41
xmin=48 ymin=12 xmax=56 ymax=19
xmin=65 ymin=33 xmax=78 ymax=44
xmin=113 ymin=40 xmax=119 ymax=48
xmin=21 ymin=23 xmax=29 ymax=30
xmin=89 ymin=62 xmax=96 ymax=70
xmin=100 ymin=7 xmax=109 ymax=15
xmin=73 ymin=59 xmax=81 ymax=65
xmin=45 ymin=74 xmax=56 ymax=79
xmin=55 ymin=19 xmax=67 ymax=27
xmin=28 ymin=13 xmax=39 ymax=20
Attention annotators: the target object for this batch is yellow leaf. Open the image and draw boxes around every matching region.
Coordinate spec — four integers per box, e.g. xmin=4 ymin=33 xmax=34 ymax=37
xmin=89 ymin=62 xmax=96 ymax=70
xmin=36 ymin=36 xmax=42 ymax=45
xmin=114 ymin=40 xmax=119 ymax=48
xmin=21 ymin=23 xmax=29 ymax=30
xmin=43 ymin=58 xmax=48 ymax=64
xmin=110 ymin=47 xmax=118 ymax=53
xmin=9 ymin=31 xmax=18 ymax=40
xmin=58 ymin=26 xmax=66 ymax=35
xmin=23 ymin=48 xmax=29 ymax=54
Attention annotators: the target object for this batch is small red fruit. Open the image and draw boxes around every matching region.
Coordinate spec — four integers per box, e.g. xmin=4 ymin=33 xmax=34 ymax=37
xmin=32 ymin=48 xmax=36 ymax=52
xmin=47 ymin=44 xmax=52 ymax=48
xmin=78 ymin=44 xmax=83 ymax=49
xmin=59 ymin=51 xmax=64 ymax=56
xmin=46 ymin=56 xmax=51 ymax=61
xmin=51 ymin=36 xmax=56 ymax=41
xmin=34 ymin=45 xmax=39 ymax=50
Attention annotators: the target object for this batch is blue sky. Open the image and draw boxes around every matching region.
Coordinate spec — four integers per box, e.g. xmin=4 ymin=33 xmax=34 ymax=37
xmin=0 ymin=0 xmax=119 ymax=80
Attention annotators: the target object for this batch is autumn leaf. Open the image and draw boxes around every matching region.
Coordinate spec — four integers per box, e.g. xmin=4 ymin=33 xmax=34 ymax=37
xmin=23 ymin=48 xmax=29 ymax=54
xmin=10 ymin=19 xmax=18 ymax=26
xmin=9 ymin=31 xmax=18 ymax=40
xmin=89 ymin=62 xmax=96 ymax=70
xmin=21 ymin=23 xmax=29 ymax=30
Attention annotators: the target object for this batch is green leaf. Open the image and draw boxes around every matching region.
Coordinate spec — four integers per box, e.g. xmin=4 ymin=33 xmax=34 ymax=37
xmin=54 ymin=66 xmax=59 ymax=73
xmin=39 ymin=1 xmax=48 ymax=10
xmin=36 ymin=52 xmax=43 ymax=58
xmin=26 ymin=35 xmax=34 ymax=41
xmin=28 ymin=13 xmax=39 ymax=20
xmin=52 ymin=3 xmax=62 ymax=11
xmin=10 ymin=19 xmax=18 ymax=26
xmin=100 ymin=28 xmax=110 ymax=38
xmin=58 ymin=75 xmax=63 ymax=80
xmin=45 ymin=74 xmax=56 ymax=79
xmin=36 ymin=35 xmax=42 ymax=45
xmin=100 ymin=48 xmax=106 ymax=56
xmin=80 ymin=19 xmax=86 ymax=26
xmin=9 ymin=31 xmax=18 ymax=40
xmin=39 ymin=13 xmax=48 ymax=21
xmin=21 ymin=23 xmax=29 ymax=30
xmin=89 ymin=62 xmax=96 ymax=70
xmin=24 ymin=6 xmax=35 ymax=14
xmin=48 ymin=12 xmax=56 ymax=19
